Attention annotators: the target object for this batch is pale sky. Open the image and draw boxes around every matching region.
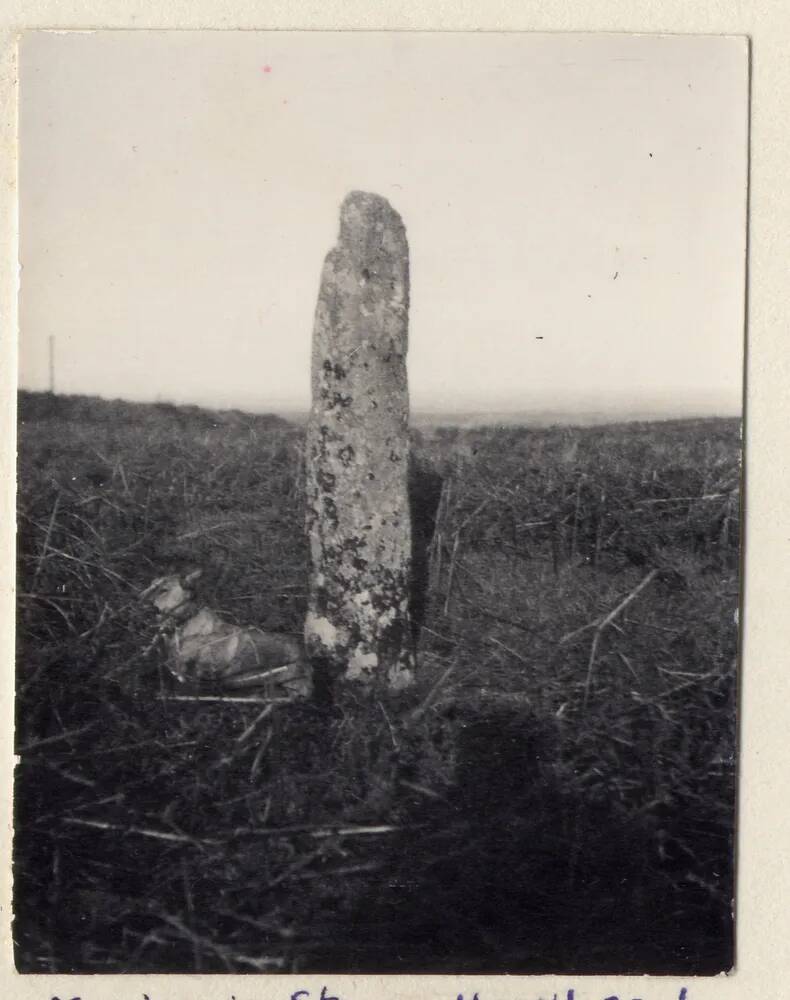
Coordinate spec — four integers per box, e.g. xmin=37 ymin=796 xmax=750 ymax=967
xmin=18 ymin=31 xmax=748 ymax=415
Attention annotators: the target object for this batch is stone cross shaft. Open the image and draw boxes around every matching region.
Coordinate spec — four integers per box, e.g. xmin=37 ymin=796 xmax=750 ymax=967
xmin=305 ymin=191 xmax=415 ymax=691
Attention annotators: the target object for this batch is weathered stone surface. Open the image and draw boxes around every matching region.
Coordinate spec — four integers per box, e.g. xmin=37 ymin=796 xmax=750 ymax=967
xmin=305 ymin=191 xmax=414 ymax=691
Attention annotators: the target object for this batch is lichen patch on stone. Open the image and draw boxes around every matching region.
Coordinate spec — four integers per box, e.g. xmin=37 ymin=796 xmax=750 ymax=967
xmin=304 ymin=612 xmax=340 ymax=650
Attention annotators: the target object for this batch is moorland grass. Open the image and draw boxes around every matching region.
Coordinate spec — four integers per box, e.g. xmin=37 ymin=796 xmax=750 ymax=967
xmin=14 ymin=391 xmax=739 ymax=973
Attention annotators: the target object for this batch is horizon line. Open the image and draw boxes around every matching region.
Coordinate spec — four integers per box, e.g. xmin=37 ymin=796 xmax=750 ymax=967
xmin=17 ymin=386 xmax=742 ymax=420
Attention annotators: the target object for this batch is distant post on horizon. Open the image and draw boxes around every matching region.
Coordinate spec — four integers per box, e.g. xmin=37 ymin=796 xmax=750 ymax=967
xmin=304 ymin=191 xmax=415 ymax=695
xmin=48 ymin=335 xmax=55 ymax=394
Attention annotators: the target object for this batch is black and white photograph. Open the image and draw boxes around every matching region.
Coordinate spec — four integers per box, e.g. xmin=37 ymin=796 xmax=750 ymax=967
xmin=13 ymin=30 xmax=747 ymax=976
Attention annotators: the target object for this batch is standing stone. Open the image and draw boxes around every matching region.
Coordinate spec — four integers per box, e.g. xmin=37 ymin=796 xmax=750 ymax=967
xmin=305 ymin=191 xmax=415 ymax=692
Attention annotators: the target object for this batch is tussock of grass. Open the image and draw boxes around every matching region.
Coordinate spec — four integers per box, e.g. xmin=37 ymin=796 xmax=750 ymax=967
xmin=14 ymin=391 xmax=738 ymax=973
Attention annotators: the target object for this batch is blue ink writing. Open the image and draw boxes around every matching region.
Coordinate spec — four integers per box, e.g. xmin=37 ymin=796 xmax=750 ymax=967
xmin=291 ymin=989 xmax=340 ymax=1000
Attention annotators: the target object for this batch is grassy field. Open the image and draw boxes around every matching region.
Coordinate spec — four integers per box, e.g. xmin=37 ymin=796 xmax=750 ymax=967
xmin=14 ymin=390 xmax=740 ymax=974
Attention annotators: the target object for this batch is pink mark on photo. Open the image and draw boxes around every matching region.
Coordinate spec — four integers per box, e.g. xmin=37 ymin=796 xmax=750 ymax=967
xmin=262 ymin=65 xmax=272 ymax=74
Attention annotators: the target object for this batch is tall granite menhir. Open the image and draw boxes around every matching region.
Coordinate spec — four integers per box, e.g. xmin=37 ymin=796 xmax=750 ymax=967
xmin=305 ymin=191 xmax=415 ymax=692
